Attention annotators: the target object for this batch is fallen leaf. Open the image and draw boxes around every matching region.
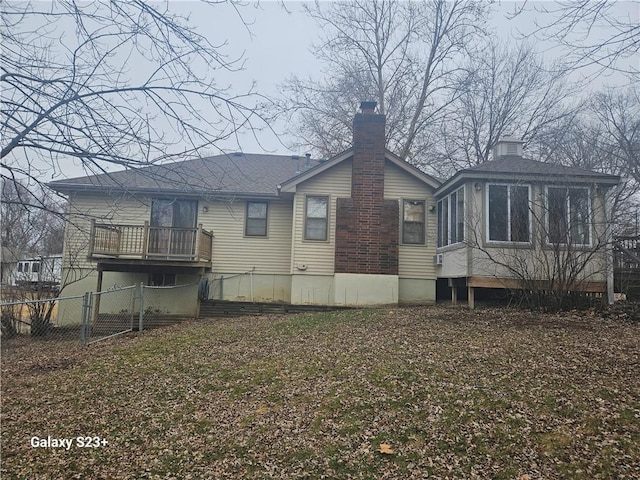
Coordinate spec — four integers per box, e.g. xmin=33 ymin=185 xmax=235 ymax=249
xmin=379 ymin=443 xmax=394 ymax=454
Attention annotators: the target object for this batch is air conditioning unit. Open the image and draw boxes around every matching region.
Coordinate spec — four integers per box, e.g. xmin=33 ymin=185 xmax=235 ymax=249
xmin=433 ymin=253 xmax=444 ymax=265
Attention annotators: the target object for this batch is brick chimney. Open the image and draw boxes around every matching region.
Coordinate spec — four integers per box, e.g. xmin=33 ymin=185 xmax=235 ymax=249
xmin=334 ymin=102 xmax=399 ymax=275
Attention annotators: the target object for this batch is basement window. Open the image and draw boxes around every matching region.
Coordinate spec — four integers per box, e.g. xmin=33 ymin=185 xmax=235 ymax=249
xmin=403 ymin=200 xmax=425 ymax=244
xmin=305 ymin=196 xmax=328 ymax=241
xmin=245 ymin=201 xmax=268 ymax=236
xmin=149 ymin=273 xmax=176 ymax=286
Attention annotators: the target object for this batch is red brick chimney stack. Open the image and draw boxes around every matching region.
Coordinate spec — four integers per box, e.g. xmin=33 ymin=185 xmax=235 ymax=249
xmin=334 ymin=102 xmax=399 ymax=275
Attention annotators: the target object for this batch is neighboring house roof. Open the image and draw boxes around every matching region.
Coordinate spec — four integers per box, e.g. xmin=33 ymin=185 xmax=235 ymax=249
xmin=49 ymin=153 xmax=320 ymax=198
xmin=435 ymin=156 xmax=621 ymax=196
xmin=279 ymin=148 xmax=441 ymax=193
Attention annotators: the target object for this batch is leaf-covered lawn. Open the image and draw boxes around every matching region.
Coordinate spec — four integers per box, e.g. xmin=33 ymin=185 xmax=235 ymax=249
xmin=2 ymin=307 xmax=639 ymax=479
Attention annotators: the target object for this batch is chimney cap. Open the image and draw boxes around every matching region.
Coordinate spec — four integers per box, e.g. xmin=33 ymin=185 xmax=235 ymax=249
xmin=360 ymin=101 xmax=377 ymax=114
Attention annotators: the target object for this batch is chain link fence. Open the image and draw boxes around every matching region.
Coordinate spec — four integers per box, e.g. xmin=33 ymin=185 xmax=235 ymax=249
xmin=1 ymin=282 xmax=199 ymax=352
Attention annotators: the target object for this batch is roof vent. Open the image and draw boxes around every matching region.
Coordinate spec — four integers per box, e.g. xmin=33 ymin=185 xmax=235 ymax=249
xmin=232 ymin=152 xmax=243 ymax=157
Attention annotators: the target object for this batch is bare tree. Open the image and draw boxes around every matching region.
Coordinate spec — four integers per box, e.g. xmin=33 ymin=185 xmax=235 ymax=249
xmin=1 ymin=1 xmax=269 ymax=203
xmin=510 ymin=1 xmax=639 ymax=77
xmin=278 ymin=0 xmax=489 ymax=162
xmin=439 ymin=41 xmax=576 ymax=173
xmin=1 ymin=178 xmax=65 ymax=255
xmin=590 ymin=86 xmax=640 ymax=185
xmin=530 ymin=86 xmax=639 ymax=233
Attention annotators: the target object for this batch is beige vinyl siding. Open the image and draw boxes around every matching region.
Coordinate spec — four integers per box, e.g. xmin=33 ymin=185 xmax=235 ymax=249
xmin=384 ymin=161 xmax=437 ymax=279
xmin=200 ymin=199 xmax=293 ymax=274
xmin=64 ymin=192 xmax=293 ymax=275
xmin=64 ymin=192 xmax=152 ymax=270
xmin=292 ymin=159 xmax=352 ymax=275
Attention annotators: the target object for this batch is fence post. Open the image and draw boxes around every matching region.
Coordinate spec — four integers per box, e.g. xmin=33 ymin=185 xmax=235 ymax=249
xmin=130 ymin=285 xmax=136 ymax=331
xmin=80 ymin=292 xmax=92 ymax=346
xmin=138 ymin=282 xmax=144 ymax=333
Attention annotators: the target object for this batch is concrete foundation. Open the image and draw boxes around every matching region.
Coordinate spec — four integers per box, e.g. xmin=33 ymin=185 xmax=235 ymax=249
xmin=334 ymin=273 xmax=399 ymax=306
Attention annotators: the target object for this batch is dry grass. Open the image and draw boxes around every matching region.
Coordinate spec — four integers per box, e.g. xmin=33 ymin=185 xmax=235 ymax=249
xmin=2 ymin=306 xmax=639 ymax=479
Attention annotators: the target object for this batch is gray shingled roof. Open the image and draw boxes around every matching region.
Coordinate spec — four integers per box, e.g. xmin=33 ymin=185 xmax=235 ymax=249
xmin=462 ymin=156 xmax=619 ymax=179
xmin=435 ymin=156 xmax=620 ymax=197
xmin=49 ymin=153 xmax=317 ymax=196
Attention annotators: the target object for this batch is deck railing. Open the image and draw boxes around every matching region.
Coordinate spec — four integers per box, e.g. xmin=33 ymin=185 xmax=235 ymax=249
xmin=90 ymin=221 xmax=213 ymax=263
xmin=614 ymin=235 xmax=640 ymax=270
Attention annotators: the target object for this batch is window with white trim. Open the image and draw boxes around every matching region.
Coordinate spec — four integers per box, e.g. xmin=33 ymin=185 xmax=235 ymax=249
xmin=437 ymin=187 xmax=465 ymax=247
xmin=304 ymin=196 xmax=328 ymax=241
xmin=547 ymin=186 xmax=591 ymax=245
xmin=245 ymin=201 xmax=268 ymax=236
xmin=487 ymin=184 xmax=530 ymax=243
xmin=403 ymin=200 xmax=425 ymax=244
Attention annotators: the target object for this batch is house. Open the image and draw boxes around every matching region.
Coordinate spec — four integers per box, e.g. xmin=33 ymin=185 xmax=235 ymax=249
xmin=48 ymin=103 xmax=620 ymax=309
xmin=49 ymin=102 xmax=440 ymax=308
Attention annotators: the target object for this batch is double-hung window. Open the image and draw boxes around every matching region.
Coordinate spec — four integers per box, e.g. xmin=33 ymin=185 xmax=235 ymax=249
xmin=403 ymin=200 xmax=426 ymax=244
xmin=547 ymin=187 xmax=590 ymax=245
xmin=437 ymin=187 xmax=464 ymax=247
xmin=245 ymin=201 xmax=268 ymax=236
xmin=305 ymin=196 xmax=328 ymax=241
xmin=487 ymin=184 xmax=531 ymax=243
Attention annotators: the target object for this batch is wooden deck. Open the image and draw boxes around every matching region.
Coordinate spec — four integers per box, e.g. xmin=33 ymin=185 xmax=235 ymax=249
xmin=89 ymin=220 xmax=213 ymax=264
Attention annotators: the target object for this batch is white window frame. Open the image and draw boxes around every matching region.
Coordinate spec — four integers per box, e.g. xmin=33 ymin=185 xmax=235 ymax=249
xmin=485 ymin=183 xmax=532 ymax=244
xmin=545 ymin=186 xmax=592 ymax=246
xmin=402 ymin=199 xmax=426 ymax=245
xmin=437 ymin=187 xmax=465 ymax=247
xmin=304 ymin=195 xmax=329 ymax=241
xmin=245 ymin=201 xmax=268 ymax=237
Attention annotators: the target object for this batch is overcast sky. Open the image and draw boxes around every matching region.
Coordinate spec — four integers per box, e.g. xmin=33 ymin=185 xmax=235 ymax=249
xmin=176 ymin=0 xmax=637 ymax=156
xmin=7 ymin=1 xmax=638 ymax=181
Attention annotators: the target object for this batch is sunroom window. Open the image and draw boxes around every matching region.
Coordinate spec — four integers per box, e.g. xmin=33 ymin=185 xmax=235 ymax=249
xmin=437 ymin=187 xmax=464 ymax=247
xmin=487 ymin=184 xmax=530 ymax=243
xmin=547 ymin=187 xmax=590 ymax=245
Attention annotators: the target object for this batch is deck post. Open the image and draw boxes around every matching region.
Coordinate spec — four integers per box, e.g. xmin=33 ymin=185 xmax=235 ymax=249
xmin=88 ymin=219 xmax=96 ymax=257
xmin=451 ymin=286 xmax=457 ymax=305
xmin=142 ymin=221 xmax=150 ymax=259
xmin=92 ymin=266 xmax=104 ymax=329
xmin=195 ymin=224 xmax=203 ymax=261
xmin=467 ymin=286 xmax=475 ymax=309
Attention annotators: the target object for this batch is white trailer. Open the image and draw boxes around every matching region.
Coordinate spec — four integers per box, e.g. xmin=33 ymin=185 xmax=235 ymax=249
xmin=10 ymin=255 xmax=62 ymax=288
